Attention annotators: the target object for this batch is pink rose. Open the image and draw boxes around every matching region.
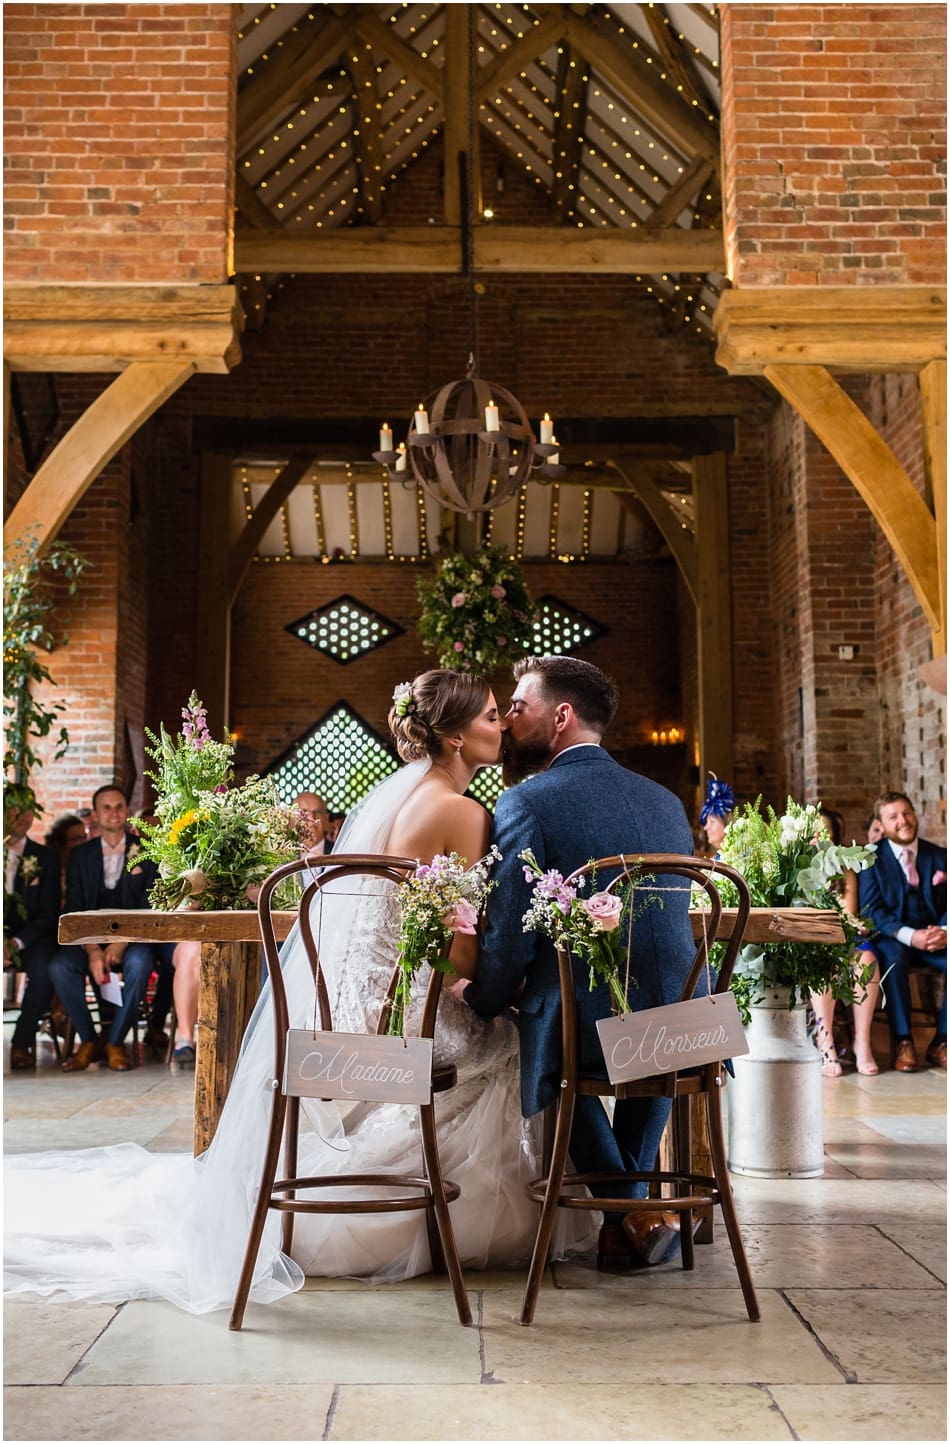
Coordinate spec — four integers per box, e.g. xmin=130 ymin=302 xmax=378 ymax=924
xmin=451 ymin=592 xmax=467 ymax=608
xmin=453 ymin=641 xmax=464 ymax=653
xmin=491 ymin=584 xmax=506 ymax=599
xmin=445 ymin=899 xmax=479 ymax=935
xmin=934 ymin=870 xmax=947 ymax=886
xmin=495 ymin=636 xmax=507 ymax=647
xmin=583 ymin=892 xmax=623 ymax=930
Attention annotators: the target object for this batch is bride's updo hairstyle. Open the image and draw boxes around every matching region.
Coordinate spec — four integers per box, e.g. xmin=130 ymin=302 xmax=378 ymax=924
xmin=389 ymin=670 xmax=490 ymax=762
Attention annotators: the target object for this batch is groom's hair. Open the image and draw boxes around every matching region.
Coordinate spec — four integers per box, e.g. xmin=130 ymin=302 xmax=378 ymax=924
xmin=514 ymin=655 xmax=618 ymax=734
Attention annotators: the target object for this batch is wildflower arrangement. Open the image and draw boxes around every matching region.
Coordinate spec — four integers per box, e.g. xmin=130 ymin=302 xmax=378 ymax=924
xmin=416 ymin=544 xmax=536 ymax=672
xmin=133 ymin=693 xmax=307 ymax=910
xmin=520 ymin=850 xmax=647 ymax=1013
xmin=389 ymin=847 xmax=501 ymax=1036
xmin=713 ymin=797 xmax=878 ymax=1015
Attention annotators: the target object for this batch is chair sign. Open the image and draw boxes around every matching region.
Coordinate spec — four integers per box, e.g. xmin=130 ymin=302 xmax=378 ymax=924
xmin=284 ymin=1029 xmax=434 ymax=1104
xmin=596 ymin=994 xmax=748 ymax=1086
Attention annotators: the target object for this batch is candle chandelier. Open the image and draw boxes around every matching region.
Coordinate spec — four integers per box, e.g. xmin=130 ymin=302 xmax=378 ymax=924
xmin=372 ymin=11 xmax=564 ymax=515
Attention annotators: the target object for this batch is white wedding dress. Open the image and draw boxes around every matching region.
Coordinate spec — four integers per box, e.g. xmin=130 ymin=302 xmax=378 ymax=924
xmin=4 ymin=761 xmax=595 ymax=1314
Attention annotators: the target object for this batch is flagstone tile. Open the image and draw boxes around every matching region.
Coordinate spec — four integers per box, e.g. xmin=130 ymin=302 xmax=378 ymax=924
xmin=820 ymin=1138 xmax=946 ymax=1179
xmin=300 ymin=1267 xmax=535 ymax=1293
xmin=481 ymin=1288 xmax=839 ymax=1384
xmin=3 ymin=1115 xmax=177 ymax=1152
xmin=72 ymin=1292 xmax=482 ymax=1386
xmin=328 ymin=1382 xmax=795 ymax=1441
xmin=771 ymin=1383 xmax=947 ymax=1441
xmin=785 ymin=1289 xmax=947 ymax=1383
xmin=552 ymin=1222 xmax=937 ymax=1291
xmin=727 ymin=1174 xmax=946 ymax=1227
xmin=875 ymin=1222 xmax=946 ymax=1283
xmin=3 ymin=1301 xmax=117 ymax=1385
xmin=3 ymin=1383 xmax=334 ymax=1441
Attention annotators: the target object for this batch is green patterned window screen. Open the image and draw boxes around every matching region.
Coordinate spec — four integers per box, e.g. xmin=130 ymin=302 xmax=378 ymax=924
xmin=285 ymin=595 xmax=403 ymax=664
xmin=466 ymin=768 xmax=504 ymax=811
xmin=268 ymin=704 xmax=397 ymax=813
xmin=530 ymin=596 xmax=605 ymax=654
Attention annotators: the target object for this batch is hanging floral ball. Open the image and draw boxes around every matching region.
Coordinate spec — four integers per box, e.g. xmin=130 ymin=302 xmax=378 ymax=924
xmin=416 ymin=545 xmax=537 ymax=673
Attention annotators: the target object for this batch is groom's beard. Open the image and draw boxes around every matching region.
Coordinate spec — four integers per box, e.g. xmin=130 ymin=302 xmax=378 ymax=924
xmin=501 ymin=732 xmax=555 ymax=787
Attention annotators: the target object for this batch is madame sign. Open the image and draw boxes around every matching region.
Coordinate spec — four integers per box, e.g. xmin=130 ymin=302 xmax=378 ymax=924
xmin=596 ymin=994 xmax=748 ymax=1085
xmin=284 ymin=1030 xmax=433 ymax=1104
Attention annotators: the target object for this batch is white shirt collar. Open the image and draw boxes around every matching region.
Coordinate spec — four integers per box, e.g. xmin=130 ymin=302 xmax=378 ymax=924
xmin=888 ymin=838 xmax=918 ymax=861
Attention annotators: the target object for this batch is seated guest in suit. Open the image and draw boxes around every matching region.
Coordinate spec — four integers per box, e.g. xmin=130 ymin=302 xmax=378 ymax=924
xmin=49 ymin=784 xmax=175 ymax=1073
xmin=45 ymin=814 xmax=88 ymax=901
xmin=293 ymin=792 xmax=331 ymax=858
xmin=858 ymin=790 xmax=947 ymax=1073
xmin=4 ymin=802 xmax=62 ymax=1071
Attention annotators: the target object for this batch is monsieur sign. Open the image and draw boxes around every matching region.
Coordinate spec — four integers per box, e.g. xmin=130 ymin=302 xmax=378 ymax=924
xmin=596 ymin=994 xmax=748 ymax=1085
xmin=284 ymin=1030 xmax=434 ymax=1104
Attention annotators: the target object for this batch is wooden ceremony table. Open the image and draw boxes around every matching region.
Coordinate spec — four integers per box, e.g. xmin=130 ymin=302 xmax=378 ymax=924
xmin=59 ymin=905 xmax=844 ymax=1159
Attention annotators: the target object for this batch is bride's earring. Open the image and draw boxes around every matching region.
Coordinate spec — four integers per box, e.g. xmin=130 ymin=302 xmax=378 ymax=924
xmin=454 ymin=741 xmax=463 ymax=756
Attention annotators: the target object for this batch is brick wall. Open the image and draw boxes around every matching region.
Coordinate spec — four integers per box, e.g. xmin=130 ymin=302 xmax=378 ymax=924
xmin=720 ymin=4 xmax=947 ymax=285
xmin=3 ymin=2 xmax=236 ymax=283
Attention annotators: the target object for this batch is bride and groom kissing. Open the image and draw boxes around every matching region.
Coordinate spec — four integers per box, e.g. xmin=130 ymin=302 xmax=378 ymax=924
xmin=4 ymin=654 xmax=696 ymax=1311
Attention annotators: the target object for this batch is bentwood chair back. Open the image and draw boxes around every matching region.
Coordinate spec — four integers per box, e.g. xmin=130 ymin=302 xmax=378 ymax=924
xmin=229 ymin=853 xmax=472 ymax=1330
xmin=520 ymin=853 xmax=760 ymax=1326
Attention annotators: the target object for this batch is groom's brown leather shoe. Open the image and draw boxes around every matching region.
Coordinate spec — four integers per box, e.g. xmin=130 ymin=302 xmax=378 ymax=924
xmin=893 ymin=1038 xmax=918 ymax=1073
xmin=62 ymin=1039 xmax=104 ymax=1072
xmin=622 ymin=1209 xmax=681 ymax=1266
xmin=925 ymin=1038 xmax=947 ymax=1069
xmin=596 ymin=1222 xmax=636 ymax=1271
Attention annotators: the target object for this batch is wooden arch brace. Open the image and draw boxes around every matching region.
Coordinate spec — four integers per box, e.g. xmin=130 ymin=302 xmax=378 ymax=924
xmin=3 ymin=361 xmax=195 ymax=559
xmin=764 ymin=363 xmax=944 ymax=653
xmin=228 ymin=455 xmax=314 ymax=606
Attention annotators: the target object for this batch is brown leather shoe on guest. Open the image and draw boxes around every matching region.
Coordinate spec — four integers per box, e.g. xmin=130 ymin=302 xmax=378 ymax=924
xmin=62 ymin=1039 xmax=104 ymax=1072
xmin=596 ymin=1222 xmax=636 ymax=1271
xmin=893 ymin=1038 xmax=919 ymax=1073
xmin=925 ymin=1039 xmax=948 ymax=1069
xmin=105 ymin=1043 xmax=132 ymax=1072
xmin=10 ymin=1046 xmax=35 ymax=1071
xmin=622 ymin=1209 xmax=681 ymax=1266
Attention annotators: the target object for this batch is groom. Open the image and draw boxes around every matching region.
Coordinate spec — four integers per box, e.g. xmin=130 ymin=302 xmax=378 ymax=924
xmin=462 ymin=655 xmax=696 ymax=1268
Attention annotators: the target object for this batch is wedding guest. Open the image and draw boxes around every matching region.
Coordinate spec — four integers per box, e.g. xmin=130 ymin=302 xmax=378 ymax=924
xmin=76 ymin=806 xmax=101 ymax=840
xmin=4 ymin=802 xmax=62 ymax=1071
xmin=44 ymin=814 xmax=87 ymax=903
xmin=698 ymin=774 xmax=735 ymax=858
xmin=48 ymin=785 xmax=175 ymax=1072
xmin=293 ymin=792 xmax=331 ymax=857
xmin=168 ymin=941 xmax=200 ymax=1068
xmin=809 ymin=808 xmax=881 ymax=1077
xmin=859 ymin=791 xmax=946 ymax=1072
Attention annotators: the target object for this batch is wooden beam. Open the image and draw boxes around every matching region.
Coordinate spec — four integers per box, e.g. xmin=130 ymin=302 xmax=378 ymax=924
xmin=715 ymin=286 xmax=947 ymax=374
xmin=234 ymin=174 xmax=276 ymax=231
xmin=354 ymin=12 xmax=444 ymax=105
xmin=608 ymin=459 xmax=698 ymax=602
xmin=234 ymin=225 xmax=724 ymax=274
xmin=196 ymin=453 xmax=233 ymax=735
xmin=3 ymin=361 xmax=194 ymax=558
xmin=442 ymin=4 xmax=473 ymax=229
xmin=920 ymin=359 xmax=947 ymax=655
xmin=345 ymin=39 xmax=385 ymax=223
xmin=236 ymin=10 xmax=359 ymax=154
xmin=229 ymin=455 xmax=314 ymax=605
xmin=765 ymin=363 xmax=943 ymax=643
xmin=646 ymin=157 xmax=715 ymax=232
xmin=562 ymin=10 xmax=719 ymax=161
xmin=476 ymin=12 xmax=566 ymax=102
xmin=551 ymin=43 xmax=589 ymax=223
xmin=4 ymin=284 xmax=243 ymax=374
xmin=642 ymin=2 xmax=715 ymax=114
xmin=692 ymin=451 xmax=734 ymax=786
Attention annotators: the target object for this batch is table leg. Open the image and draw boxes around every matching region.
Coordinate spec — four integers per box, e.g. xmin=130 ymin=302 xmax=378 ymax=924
xmin=194 ymin=940 xmax=262 ymax=1156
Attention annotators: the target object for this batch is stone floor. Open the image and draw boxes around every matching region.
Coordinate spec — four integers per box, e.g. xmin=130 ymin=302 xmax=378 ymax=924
xmin=3 ymin=1017 xmax=946 ymax=1443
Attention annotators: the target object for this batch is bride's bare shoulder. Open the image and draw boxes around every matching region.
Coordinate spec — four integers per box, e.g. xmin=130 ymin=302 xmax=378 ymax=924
xmin=388 ymin=783 xmax=490 ymax=862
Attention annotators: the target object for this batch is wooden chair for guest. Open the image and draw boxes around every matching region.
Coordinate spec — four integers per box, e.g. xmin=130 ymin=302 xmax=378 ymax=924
xmin=229 ymin=853 xmax=472 ymax=1331
xmin=520 ymin=853 xmax=760 ymax=1327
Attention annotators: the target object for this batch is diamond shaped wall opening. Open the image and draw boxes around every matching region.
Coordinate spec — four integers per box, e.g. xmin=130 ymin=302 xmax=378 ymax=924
xmin=285 ymin=594 xmax=403 ymax=664
xmin=267 ymin=703 xmax=397 ymax=814
xmin=530 ymin=596 xmax=606 ymax=655
xmin=466 ymin=766 xmax=504 ymax=811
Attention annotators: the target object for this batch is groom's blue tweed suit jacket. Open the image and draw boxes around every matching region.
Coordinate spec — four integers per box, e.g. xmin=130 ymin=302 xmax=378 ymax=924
xmin=464 ymin=744 xmax=695 ymax=1118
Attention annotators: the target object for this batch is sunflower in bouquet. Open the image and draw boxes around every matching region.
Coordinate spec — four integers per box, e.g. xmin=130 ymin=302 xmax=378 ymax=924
xmin=134 ymin=693 xmax=307 ymax=910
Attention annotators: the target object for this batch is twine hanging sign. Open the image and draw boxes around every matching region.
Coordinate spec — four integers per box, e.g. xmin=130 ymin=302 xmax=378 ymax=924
xmin=284 ymin=1030 xmax=434 ymax=1104
xmin=596 ymin=993 xmax=748 ymax=1086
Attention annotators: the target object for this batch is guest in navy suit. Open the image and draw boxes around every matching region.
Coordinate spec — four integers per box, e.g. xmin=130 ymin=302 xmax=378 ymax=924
xmin=858 ymin=790 xmax=947 ymax=1072
xmin=462 ymin=655 xmax=696 ymax=1270
xmin=4 ymin=803 xmax=62 ymax=1070
xmin=49 ymin=785 xmax=175 ymax=1073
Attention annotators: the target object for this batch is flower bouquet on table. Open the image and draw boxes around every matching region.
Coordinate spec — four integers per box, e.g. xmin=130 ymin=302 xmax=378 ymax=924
xmin=388 ymin=847 xmax=501 ymax=1037
xmin=709 ymin=797 xmax=877 ymax=1019
xmin=416 ymin=544 xmax=536 ymax=673
xmin=520 ymin=850 xmax=652 ymax=1014
xmin=133 ymin=693 xmax=308 ymax=911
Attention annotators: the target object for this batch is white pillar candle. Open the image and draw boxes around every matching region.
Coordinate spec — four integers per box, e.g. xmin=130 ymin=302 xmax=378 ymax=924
xmin=395 ymin=443 xmax=407 ymax=473
xmin=484 ymin=400 xmax=500 ymax=432
xmin=549 ymin=434 xmax=559 ymax=465
xmin=540 ymin=412 xmax=554 ymax=444
xmin=379 ymin=423 xmax=393 ymax=453
xmin=414 ymin=405 xmax=429 ymax=435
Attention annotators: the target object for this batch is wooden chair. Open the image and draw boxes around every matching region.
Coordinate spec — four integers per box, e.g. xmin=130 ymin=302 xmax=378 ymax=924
xmin=229 ymin=853 xmax=472 ymax=1331
xmin=520 ymin=853 xmax=760 ymax=1326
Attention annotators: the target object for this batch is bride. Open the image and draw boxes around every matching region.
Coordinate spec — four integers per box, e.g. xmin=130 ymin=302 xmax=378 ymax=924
xmin=4 ymin=669 xmax=594 ymax=1314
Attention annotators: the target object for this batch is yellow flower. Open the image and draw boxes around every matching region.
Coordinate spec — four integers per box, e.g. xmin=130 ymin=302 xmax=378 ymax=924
xmin=168 ymin=809 xmax=198 ymax=846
